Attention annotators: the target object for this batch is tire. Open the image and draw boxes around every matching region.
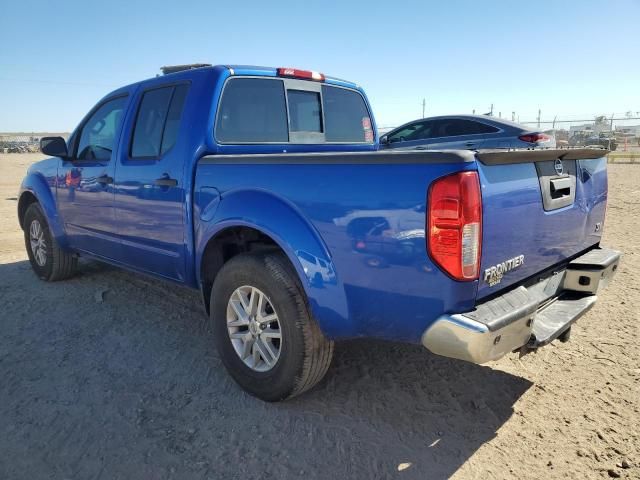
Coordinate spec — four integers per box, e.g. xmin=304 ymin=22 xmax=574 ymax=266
xmin=211 ymin=252 xmax=334 ymax=401
xmin=23 ymin=203 xmax=77 ymax=281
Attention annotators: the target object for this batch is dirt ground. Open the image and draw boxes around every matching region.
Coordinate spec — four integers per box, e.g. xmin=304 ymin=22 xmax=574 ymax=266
xmin=0 ymin=153 xmax=638 ymax=480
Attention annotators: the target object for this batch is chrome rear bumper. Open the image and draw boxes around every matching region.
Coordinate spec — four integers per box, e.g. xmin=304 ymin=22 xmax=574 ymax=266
xmin=421 ymin=247 xmax=621 ymax=364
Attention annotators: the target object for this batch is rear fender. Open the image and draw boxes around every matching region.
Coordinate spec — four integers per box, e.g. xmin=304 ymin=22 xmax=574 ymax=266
xmin=196 ymin=188 xmax=352 ymax=338
xmin=18 ymin=172 xmax=68 ymax=249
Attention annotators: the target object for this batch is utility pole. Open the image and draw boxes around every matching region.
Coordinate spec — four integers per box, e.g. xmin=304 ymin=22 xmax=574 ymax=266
xmin=490 ymin=104 xmax=494 ymax=116
xmin=609 ymin=112 xmax=615 ymax=150
xmin=537 ymin=109 xmax=541 ymax=129
xmin=422 ymin=98 xmax=426 ymax=118
xmin=499 ymin=111 xmax=502 ymax=118
xmin=512 ymin=111 xmax=515 ymax=121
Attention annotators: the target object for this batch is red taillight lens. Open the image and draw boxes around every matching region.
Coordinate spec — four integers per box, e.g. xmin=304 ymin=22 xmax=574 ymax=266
xmin=277 ymin=67 xmax=325 ymax=81
xmin=519 ymin=133 xmax=551 ymax=143
xmin=427 ymin=171 xmax=482 ymax=281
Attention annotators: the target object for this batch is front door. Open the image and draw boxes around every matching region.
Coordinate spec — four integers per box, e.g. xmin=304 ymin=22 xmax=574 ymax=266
xmin=57 ymin=95 xmax=129 ymax=259
xmin=112 ymin=83 xmax=189 ymax=281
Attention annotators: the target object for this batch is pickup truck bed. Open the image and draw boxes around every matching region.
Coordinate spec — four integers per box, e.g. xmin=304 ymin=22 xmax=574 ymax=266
xmin=193 ymin=147 xmax=620 ymax=358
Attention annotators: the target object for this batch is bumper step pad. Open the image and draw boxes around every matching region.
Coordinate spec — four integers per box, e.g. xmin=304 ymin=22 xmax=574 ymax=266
xmin=528 ymin=295 xmax=597 ymax=348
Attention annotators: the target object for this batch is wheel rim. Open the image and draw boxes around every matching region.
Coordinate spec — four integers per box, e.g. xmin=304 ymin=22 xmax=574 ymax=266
xmin=29 ymin=219 xmax=47 ymax=267
xmin=226 ymin=285 xmax=282 ymax=372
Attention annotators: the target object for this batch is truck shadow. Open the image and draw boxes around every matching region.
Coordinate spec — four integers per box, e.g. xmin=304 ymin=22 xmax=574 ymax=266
xmin=0 ymin=259 xmax=532 ymax=480
xmin=289 ymin=339 xmax=532 ymax=478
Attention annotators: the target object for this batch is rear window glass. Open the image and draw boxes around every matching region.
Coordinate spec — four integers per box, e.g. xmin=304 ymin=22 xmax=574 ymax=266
xmin=288 ymin=90 xmax=322 ymax=133
xmin=216 ymin=78 xmax=288 ymax=143
xmin=322 ymin=85 xmax=372 ymax=142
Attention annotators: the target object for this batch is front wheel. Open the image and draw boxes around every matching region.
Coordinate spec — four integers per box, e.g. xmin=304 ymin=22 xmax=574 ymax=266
xmin=23 ymin=203 xmax=77 ymax=281
xmin=211 ymin=253 xmax=334 ymax=401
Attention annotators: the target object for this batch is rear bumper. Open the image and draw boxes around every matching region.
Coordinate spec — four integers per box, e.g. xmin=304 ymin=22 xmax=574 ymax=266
xmin=421 ymin=247 xmax=621 ymax=364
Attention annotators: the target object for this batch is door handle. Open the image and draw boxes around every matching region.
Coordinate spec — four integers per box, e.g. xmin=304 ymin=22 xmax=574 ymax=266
xmin=154 ymin=175 xmax=178 ymax=187
xmin=96 ymin=174 xmax=113 ymax=185
xmin=465 ymin=142 xmax=477 ymax=147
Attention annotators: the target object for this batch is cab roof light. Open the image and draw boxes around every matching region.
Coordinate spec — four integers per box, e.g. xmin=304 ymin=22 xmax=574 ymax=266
xmin=277 ymin=67 xmax=325 ymax=81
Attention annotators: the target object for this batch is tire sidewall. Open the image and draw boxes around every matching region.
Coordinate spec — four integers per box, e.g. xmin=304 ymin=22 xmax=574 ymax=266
xmin=23 ymin=204 xmax=54 ymax=280
xmin=211 ymin=254 xmax=307 ymax=401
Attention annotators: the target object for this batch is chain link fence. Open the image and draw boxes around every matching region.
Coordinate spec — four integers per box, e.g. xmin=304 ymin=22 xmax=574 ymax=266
xmin=0 ymin=133 xmax=68 ymax=153
xmin=519 ymin=114 xmax=640 ymax=153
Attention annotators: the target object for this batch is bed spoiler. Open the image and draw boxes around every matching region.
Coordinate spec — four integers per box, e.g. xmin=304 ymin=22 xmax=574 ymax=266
xmin=476 ymin=148 xmax=609 ymax=166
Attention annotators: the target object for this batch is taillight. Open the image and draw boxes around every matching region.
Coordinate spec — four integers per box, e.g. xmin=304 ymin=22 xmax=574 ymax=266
xmin=277 ymin=67 xmax=325 ymax=81
xmin=427 ymin=171 xmax=482 ymax=281
xmin=518 ymin=133 xmax=551 ymax=143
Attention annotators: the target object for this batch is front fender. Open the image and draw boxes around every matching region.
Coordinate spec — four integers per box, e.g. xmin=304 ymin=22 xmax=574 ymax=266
xmin=19 ymin=170 xmax=68 ymax=249
xmin=195 ymin=188 xmax=353 ymax=339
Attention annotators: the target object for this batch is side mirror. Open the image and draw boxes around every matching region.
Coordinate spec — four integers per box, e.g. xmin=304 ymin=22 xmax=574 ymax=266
xmin=40 ymin=136 xmax=68 ymax=158
xmin=380 ymin=135 xmax=388 ymax=145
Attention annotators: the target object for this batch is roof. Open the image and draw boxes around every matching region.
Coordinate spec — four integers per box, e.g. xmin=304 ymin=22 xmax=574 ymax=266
xmin=389 ymin=114 xmax=531 ymax=133
xmin=102 ymin=64 xmax=360 ymax=103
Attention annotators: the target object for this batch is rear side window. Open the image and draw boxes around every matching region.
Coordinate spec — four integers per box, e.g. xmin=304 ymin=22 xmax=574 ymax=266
xmin=216 ymin=78 xmax=288 ymax=143
xmin=131 ymin=84 xmax=189 ymax=158
xmin=322 ymin=85 xmax=372 ymax=142
xmin=435 ymin=119 xmax=499 ymax=137
xmin=160 ymin=85 xmax=189 ymax=154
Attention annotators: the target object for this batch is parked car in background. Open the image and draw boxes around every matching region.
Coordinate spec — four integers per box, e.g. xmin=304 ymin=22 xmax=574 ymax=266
xmin=380 ymin=115 xmax=556 ymax=150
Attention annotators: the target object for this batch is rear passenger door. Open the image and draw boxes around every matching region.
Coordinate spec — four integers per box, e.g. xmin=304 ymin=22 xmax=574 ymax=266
xmin=113 ymin=83 xmax=190 ymax=281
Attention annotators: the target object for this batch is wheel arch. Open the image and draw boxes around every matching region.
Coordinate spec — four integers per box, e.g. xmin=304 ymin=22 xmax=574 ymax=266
xmin=196 ymin=189 xmax=352 ymax=339
xmin=18 ymin=173 xmax=68 ymax=248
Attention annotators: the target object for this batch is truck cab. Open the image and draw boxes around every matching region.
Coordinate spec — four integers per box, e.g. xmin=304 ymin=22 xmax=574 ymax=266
xmin=23 ymin=65 xmax=376 ymax=282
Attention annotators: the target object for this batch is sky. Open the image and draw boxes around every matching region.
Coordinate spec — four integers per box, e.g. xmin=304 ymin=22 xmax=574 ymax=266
xmin=1 ymin=0 xmax=639 ymax=132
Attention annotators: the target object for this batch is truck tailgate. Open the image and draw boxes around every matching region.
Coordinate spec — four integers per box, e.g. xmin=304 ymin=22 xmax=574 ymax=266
xmin=475 ymin=149 xmax=608 ymax=300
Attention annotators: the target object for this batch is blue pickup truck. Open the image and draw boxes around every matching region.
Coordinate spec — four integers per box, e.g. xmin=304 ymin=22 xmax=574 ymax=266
xmin=19 ymin=64 xmax=620 ymax=401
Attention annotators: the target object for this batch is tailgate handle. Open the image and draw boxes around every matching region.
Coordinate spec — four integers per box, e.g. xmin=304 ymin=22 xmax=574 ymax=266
xmin=550 ymin=177 xmax=571 ymax=198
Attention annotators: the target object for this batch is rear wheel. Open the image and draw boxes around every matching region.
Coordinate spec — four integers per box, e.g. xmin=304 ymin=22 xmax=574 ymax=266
xmin=211 ymin=252 xmax=334 ymax=401
xmin=23 ymin=203 xmax=77 ymax=281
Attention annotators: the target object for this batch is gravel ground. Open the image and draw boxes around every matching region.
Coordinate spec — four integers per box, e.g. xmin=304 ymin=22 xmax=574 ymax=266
xmin=0 ymin=153 xmax=638 ymax=479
